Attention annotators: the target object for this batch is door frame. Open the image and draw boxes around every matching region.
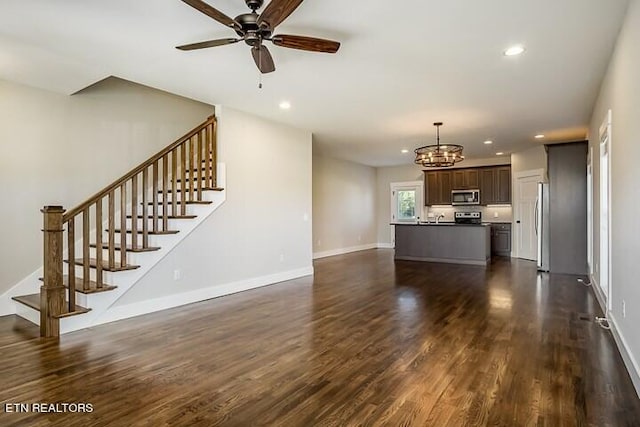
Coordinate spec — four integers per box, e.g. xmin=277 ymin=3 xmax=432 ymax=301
xmin=587 ymin=146 xmax=593 ymax=276
xmin=513 ymin=168 xmax=545 ymax=259
xmin=390 ymin=181 xmax=424 ymax=247
xmin=597 ymin=109 xmax=613 ymax=313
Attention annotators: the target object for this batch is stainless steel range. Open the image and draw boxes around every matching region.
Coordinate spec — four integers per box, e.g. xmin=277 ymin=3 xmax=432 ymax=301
xmin=455 ymin=211 xmax=482 ymax=225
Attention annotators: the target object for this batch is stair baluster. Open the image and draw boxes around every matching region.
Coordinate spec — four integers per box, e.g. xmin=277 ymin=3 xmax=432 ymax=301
xmin=67 ymin=217 xmax=76 ymax=299
xmin=142 ymin=168 xmax=149 ymax=249
xmin=204 ymin=125 xmax=211 ymax=193
xmin=82 ymin=208 xmax=90 ymax=292
xmin=131 ymin=174 xmax=138 ymax=250
xmin=120 ymin=183 xmax=127 ymax=267
xmin=96 ymin=200 xmax=103 ymax=288
xmin=108 ymin=190 xmax=116 ymax=269
xmin=180 ymin=142 xmax=187 ymax=216
xmin=197 ymin=131 xmax=203 ymax=201
xmin=162 ymin=154 xmax=169 ymax=231
xmin=171 ymin=150 xmax=178 ymax=217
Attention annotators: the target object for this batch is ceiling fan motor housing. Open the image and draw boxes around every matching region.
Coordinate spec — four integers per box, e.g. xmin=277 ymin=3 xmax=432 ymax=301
xmin=234 ymin=12 xmax=272 ymax=44
xmin=245 ymin=0 xmax=264 ymax=11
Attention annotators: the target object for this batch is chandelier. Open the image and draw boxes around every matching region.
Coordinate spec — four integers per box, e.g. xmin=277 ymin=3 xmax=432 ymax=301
xmin=414 ymin=122 xmax=464 ymax=168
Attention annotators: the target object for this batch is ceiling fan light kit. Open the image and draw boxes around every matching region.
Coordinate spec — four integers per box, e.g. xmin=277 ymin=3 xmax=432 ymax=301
xmin=177 ymin=0 xmax=341 ymax=74
xmin=414 ymin=122 xmax=465 ymax=168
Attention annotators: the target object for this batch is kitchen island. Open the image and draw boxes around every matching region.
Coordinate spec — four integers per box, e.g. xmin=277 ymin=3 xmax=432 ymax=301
xmin=393 ymin=223 xmax=491 ymax=266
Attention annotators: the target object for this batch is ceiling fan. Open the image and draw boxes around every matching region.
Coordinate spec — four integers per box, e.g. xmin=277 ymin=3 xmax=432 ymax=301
xmin=177 ymin=0 xmax=341 ymax=74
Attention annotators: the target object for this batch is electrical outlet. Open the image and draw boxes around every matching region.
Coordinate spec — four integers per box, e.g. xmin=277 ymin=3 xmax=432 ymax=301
xmin=358 ymin=235 xmax=362 ymax=242
xmin=317 ymin=239 xmax=321 ymax=247
xmin=280 ymin=254 xmax=284 ymax=262
xmin=623 ymin=300 xmax=626 ymax=318
xmin=493 ymin=212 xmax=499 ymax=218
xmin=173 ymin=269 xmax=181 ymax=281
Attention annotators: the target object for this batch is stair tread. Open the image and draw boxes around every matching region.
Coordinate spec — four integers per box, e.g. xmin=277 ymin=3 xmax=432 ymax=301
xmin=126 ymin=214 xmax=197 ymax=220
xmin=176 ymin=177 xmax=217 ymax=183
xmin=38 ymin=276 xmax=117 ymax=294
xmin=90 ymin=243 xmax=161 ymax=252
xmin=12 ymin=294 xmax=91 ymax=318
xmin=109 ymin=229 xmax=179 ymax=235
xmin=158 ymin=187 xmax=224 ymax=193
xmin=144 ymin=200 xmax=213 ymax=205
xmin=65 ymin=258 xmax=140 ymax=272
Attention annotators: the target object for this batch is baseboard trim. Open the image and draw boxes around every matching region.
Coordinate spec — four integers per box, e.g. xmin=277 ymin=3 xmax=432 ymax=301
xmin=589 ymin=275 xmax=606 ymax=314
xmin=81 ymin=266 xmax=314 ymax=331
xmin=313 ymin=244 xmax=378 ymax=259
xmin=608 ymin=313 xmax=640 ymax=399
xmin=377 ymin=243 xmax=394 ymax=249
xmin=587 ymin=275 xmax=640 ymax=398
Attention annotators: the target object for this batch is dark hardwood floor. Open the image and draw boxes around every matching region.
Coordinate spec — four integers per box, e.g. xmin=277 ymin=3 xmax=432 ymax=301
xmin=1 ymin=249 xmax=639 ymax=426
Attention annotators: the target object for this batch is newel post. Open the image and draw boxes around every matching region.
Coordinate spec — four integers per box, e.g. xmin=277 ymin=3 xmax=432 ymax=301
xmin=40 ymin=206 xmax=66 ymax=338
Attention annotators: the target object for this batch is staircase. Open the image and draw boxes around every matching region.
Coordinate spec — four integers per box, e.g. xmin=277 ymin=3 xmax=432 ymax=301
xmin=10 ymin=114 xmax=224 ymax=338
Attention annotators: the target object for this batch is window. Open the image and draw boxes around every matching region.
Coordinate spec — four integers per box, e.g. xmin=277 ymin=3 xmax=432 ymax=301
xmin=397 ymin=190 xmax=417 ymax=220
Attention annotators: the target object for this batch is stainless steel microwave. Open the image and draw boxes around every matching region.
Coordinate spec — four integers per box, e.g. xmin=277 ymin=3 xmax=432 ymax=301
xmin=452 ymin=189 xmax=480 ymax=205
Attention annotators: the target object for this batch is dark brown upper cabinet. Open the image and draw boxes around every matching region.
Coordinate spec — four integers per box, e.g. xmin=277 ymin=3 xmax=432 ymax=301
xmin=452 ymin=169 xmax=479 ymax=190
xmin=480 ymin=168 xmax=496 ymax=205
xmin=494 ymin=166 xmax=511 ymax=204
xmin=479 ymin=165 xmax=511 ymax=205
xmin=424 ymin=170 xmax=452 ymax=205
xmin=425 ymin=165 xmax=511 ymax=206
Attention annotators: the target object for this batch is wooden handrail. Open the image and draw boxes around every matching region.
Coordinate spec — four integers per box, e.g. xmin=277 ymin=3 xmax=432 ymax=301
xmin=63 ymin=114 xmax=216 ymax=222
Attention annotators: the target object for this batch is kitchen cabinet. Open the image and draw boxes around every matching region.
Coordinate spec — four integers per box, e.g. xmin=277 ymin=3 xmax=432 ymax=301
xmin=424 ymin=171 xmax=452 ymax=205
xmin=479 ymin=166 xmax=511 ymax=205
xmin=491 ymin=223 xmax=511 ymax=257
xmin=424 ymin=165 xmax=510 ymax=206
xmin=494 ymin=166 xmax=511 ymax=204
xmin=453 ymin=169 xmax=479 ymax=189
xmin=479 ymin=168 xmax=495 ymax=205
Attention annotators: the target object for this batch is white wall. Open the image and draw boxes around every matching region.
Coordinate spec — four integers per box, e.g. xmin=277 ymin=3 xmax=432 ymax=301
xmin=511 ymin=145 xmax=547 ymax=178
xmin=312 ymin=152 xmax=377 ymax=257
xmin=115 ymin=106 xmax=313 ymax=305
xmin=0 ymin=77 xmax=214 ymax=295
xmin=588 ymin=0 xmax=640 ymax=393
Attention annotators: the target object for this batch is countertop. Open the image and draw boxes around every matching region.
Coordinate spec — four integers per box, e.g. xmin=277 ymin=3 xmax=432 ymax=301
xmin=391 ymin=222 xmax=488 ymax=227
xmin=391 ymin=221 xmax=511 ymax=226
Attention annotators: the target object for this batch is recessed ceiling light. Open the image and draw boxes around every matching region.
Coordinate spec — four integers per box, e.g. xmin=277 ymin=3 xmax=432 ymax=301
xmin=401 ymin=149 xmax=409 ymax=154
xmin=279 ymin=101 xmax=291 ymax=110
xmin=484 ymin=140 xmax=493 ymax=145
xmin=535 ymin=134 xmax=545 ymax=139
xmin=504 ymin=45 xmax=525 ymax=56
xmin=496 ymin=152 xmax=505 ymax=156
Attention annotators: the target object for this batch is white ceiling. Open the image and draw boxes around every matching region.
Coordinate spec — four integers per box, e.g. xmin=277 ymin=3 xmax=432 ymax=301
xmin=0 ymin=0 xmax=630 ymax=166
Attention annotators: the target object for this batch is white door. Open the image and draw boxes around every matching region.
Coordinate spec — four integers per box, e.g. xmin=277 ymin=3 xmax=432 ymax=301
xmin=515 ymin=172 xmax=542 ymax=260
xmin=390 ymin=181 xmax=424 ymax=246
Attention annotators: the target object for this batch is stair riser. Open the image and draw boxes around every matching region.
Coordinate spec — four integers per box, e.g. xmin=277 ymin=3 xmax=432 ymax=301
xmin=15 ymin=302 xmax=40 ymax=326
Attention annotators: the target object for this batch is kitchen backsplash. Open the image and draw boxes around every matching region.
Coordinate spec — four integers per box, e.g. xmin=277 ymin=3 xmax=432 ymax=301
xmin=424 ymin=204 xmax=512 ymax=223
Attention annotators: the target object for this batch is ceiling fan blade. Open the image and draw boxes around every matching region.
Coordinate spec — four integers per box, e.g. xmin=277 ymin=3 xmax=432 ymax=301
xmin=257 ymin=0 xmax=304 ymax=29
xmin=181 ymin=0 xmax=240 ymax=30
xmin=251 ymin=45 xmax=276 ymax=74
xmin=176 ymin=38 xmax=239 ymax=51
xmin=272 ymin=34 xmax=340 ymax=53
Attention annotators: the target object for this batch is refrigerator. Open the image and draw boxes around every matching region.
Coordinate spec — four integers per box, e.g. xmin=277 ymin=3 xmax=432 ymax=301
xmin=536 ymin=182 xmax=550 ymax=272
